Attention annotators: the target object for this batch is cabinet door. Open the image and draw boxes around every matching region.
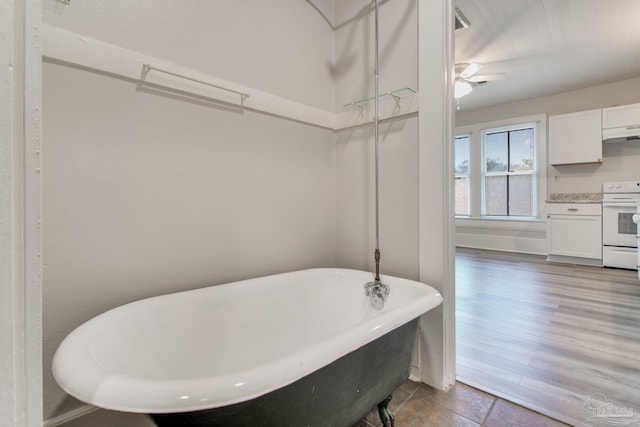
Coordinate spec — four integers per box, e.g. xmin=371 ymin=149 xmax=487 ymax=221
xmin=548 ymin=110 xmax=602 ymax=165
xmin=547 ymin=215 xmax=602 ymax=259
xmin=602 ymin=103 xmax=640 ymax=129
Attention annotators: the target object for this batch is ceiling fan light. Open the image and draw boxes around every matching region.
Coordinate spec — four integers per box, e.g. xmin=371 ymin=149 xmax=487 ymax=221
xmin=454 ymin=80 xmax=472 ymax=98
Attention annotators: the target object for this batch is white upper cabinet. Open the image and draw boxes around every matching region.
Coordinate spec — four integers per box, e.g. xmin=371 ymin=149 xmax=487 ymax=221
xmin=548 ymin=109 xmax=602 ymax=165
xmin=602 ymin=103 xmax=640 ymax=128
xmin=602 ymin=103 xmax=640 ymax=142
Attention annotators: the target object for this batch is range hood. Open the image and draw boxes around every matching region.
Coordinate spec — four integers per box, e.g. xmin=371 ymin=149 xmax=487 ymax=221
xmin=603 ymin=125 xmax=640 ymax=143
xmin=602 ymin=103 xmax=640 ymax=143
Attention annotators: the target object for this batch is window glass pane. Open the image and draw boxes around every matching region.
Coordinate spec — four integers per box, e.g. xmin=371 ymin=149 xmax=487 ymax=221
xmin=455 ymin=176 xmax=470 ymax=216
xmin=485 ymin=175 xmax=507 ymax=215
xmin=454 ymin=135 xmax=470 ymax=216
xmin=508 ymin=174 xmax=533 ymax=216
xmin=509 ymin=129 xmax=534 ymax=172
xmin=485 ymin=132 xmax=508 ymax=173
xmin=454 ymin=136 xmax=470 ymax=175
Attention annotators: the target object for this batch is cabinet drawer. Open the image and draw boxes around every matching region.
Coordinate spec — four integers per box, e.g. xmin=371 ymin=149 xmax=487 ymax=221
xmin=546 ymin=203 xmax=601 ymax=216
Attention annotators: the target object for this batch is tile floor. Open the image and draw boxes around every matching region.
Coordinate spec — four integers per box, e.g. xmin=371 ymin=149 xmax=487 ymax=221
xmin=354 ymin=380 xmax=569 ymax=427
xmin=64 ymin=379 xmax=569 ymax=426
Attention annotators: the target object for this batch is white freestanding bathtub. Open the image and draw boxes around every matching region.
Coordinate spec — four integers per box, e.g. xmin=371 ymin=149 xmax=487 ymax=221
xmin=53 ymin=268 xmax=442 ymax=426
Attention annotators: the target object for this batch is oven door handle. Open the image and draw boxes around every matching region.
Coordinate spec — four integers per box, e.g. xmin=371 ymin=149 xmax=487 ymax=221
xmin=603 ymin=203 xmax=638 ymax=208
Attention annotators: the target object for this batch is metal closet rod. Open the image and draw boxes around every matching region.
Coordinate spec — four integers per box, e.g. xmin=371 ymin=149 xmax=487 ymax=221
xmin=343 ymin=87 xmax=416 ymax=109
xmin=142 ymin=64 xmax=250 ymax=102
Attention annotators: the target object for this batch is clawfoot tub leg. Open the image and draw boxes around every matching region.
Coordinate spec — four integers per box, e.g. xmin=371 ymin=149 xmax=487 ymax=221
xmin=377 ymin=394 xmax=395 ymax=427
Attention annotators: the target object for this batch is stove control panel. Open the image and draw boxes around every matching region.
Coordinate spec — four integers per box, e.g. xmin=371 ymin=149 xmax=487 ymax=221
xmin=603 ymin=181 xmax=640 ymax=194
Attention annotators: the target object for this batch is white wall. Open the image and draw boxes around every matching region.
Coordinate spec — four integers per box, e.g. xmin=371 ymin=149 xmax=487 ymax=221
xmin=0 ymin=1 xmax=17 ymax=419
xmin=42 ymin=1 xmax=454 ymax=424
xmin=454 ymin=76 xmax=640 ymax=254
xmin=42 ymin=1 xmax=336 ymax=422
xmin=335 ymin=117 xmax=420 ymax=277
xmin=333 ymin=0 xmax=454 ymax=389
xmin=43 ymin=0 xmax=335 ymax=111
xmin=2 ymin=0 xmax=43 ymax=426
xmin=334 ymin=0 xmax=418 ymax=111
xmin=457 ymin=76 xmax=640 ymax=194
xmin=417 ymin=0 xmax=456 ymax=389
xmin=334 ymin=0 xmax=420 ymax=279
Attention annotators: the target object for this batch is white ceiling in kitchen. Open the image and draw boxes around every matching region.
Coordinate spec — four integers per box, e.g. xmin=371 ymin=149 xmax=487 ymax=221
xmin=454 ymin=0 xmax=640 ymax=111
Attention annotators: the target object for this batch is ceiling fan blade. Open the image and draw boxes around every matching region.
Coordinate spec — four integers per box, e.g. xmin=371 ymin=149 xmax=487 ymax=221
xmin=466 ymin=73 xmax=506 ymax=82
xmin=460 ymin=62 xmax=483 ymax=79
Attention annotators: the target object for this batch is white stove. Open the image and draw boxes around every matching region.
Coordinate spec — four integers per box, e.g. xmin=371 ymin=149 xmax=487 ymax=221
xmin=602 ymin=181 xmax=640 ymax=270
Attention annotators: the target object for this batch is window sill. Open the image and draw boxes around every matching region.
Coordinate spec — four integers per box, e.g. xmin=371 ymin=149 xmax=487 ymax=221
xmin=480 ymin=216 xmax=540 ymax=222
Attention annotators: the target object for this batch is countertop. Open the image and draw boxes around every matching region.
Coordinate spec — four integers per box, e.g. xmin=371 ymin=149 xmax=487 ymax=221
xmin=546 ymin=193 xmax=602 ymax=204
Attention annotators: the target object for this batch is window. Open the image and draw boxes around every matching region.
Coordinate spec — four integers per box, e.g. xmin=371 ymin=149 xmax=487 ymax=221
xmin=454 ymin=135 xmax=470 ymax=216
xmin=483 ymin=126 xmax=535 ymax=217
xmin=454 ymin=114 xmax=545 ymax=222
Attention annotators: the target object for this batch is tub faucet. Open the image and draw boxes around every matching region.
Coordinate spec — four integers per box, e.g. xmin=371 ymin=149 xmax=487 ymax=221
xmin=364 ymin=280 xmax=390 ymax=310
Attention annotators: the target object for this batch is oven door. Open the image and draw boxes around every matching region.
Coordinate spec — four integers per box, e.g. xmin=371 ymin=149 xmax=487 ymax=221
xmin=602 ymin=203 xmax=638 ymax=247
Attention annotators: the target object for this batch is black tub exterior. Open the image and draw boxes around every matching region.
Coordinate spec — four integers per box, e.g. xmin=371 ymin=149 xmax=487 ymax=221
xmin=150 ymin=318 xmax=419 ymax=427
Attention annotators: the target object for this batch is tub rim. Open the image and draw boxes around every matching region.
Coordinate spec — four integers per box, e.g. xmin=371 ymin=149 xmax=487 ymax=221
xmin=52 ymin=268 xmax=443 ymax=413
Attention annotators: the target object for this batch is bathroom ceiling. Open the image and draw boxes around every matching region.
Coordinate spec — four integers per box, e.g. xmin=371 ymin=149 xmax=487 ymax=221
xmin=454 ymin=0 xmax=640 ymax=111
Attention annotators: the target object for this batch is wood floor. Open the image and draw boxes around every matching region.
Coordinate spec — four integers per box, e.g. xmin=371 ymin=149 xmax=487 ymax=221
xmin=456 ymin=248 xmax=640 ymax=427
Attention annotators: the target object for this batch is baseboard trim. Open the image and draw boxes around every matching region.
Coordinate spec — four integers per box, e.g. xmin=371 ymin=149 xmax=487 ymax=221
xmin=43 ymin=404 xmax=98 ymax=427
xmin=455 ymin=235 xmax=546 ymax=255
xmin=546 ymin=254 xmax=603 ymax=267
xmin=408 ymin=373 xmax=421 ymax=383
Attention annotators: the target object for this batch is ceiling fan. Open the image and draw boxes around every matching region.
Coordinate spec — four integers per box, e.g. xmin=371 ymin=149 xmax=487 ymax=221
xmin=454 ymin=62 xmax=506 ymax=99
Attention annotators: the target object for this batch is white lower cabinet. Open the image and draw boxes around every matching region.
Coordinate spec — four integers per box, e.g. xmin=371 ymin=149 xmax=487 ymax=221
xmin=547 ymin=203 xmax=602 ymax=264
